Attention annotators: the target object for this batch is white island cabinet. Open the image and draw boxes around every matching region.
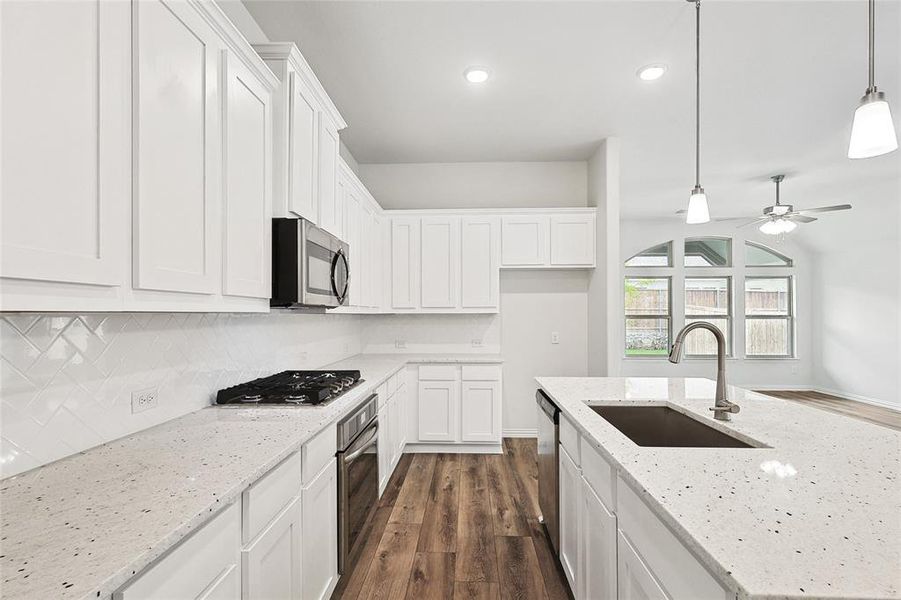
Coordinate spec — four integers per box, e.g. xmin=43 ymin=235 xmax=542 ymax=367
xmin=555 ymin=414 xmax=733 ymax=600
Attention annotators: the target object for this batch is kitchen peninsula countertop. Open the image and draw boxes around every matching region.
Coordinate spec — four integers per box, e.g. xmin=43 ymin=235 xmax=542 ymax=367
xmin=0 ymin=353 xmax=502 ymax=600
xmin=535 ymin=376 xmax=901 ymax=600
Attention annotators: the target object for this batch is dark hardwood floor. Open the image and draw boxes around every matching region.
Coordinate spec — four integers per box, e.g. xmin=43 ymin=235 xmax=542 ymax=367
xmin=332 ymin=439 xmax=573 ymax=600
xmin=757 ymin=390 xmax=901 ymax=430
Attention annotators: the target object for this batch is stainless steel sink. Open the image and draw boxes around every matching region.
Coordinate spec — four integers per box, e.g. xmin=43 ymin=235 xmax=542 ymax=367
xmin=590 ymin=405 xmax=754 ymax=448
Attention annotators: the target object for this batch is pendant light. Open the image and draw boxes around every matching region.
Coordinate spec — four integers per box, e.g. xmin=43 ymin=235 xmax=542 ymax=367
xmin=848 ymin=0 xmax=898 ymax=159
xmin=685 ymin=0 xmax=710 ymax=224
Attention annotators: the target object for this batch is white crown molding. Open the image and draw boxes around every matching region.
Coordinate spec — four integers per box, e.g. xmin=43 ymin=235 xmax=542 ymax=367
xmin=252 ymin=42 xmax=348 ymax=130
xmin=190 ymin=0 xmax=278 ymax=91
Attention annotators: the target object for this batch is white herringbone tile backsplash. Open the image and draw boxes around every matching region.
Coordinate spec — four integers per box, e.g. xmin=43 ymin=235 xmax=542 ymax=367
xmin=0 ymin=312 xmax=362 ymax=479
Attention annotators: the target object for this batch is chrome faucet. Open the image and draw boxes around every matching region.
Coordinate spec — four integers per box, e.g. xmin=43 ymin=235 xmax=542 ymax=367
xmin=668 ymin=322 xmax=740 ymax=421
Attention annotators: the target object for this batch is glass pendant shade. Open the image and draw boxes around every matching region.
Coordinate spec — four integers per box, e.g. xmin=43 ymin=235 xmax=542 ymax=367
xmin=686 ymin=187 xmax=710 ymax=224
xmin=848 ymin=91 xmax=899 ymax=158
xmin=759 ymin=219 xmax=797 ymax=235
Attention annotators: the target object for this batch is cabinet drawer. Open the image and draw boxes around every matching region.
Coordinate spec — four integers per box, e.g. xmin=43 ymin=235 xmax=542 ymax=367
xmin=242 ymin=451 xmax=302 ymax=543
xmin=418 ymin=364 xmax=458 ymax=381
xmin=559 ymin=415 xmax=580 ymax=467
xmin=581 ymin=437 xmax=615 ymax=512
xmin=115 ymin=502 xmax=240 ymax=600
xmin=617 ymin=476 xmax=730 ymax=600
xmin=461 ymin=365 xmax=501 ymax=381
xmin=302 ymin=424 xmax=337 ymax=486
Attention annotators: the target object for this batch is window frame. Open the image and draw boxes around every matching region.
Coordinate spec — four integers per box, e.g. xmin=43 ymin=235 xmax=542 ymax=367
xmin=625 ymin=241 xmax=674 ymax=268
xmin=624 ymin=276 xmax=672 ymax=359
xmin=745 ymin=241 xmax=793 ymax=268
xmin=744 ymin=275 xmax=795 ymax=358
xmin=683 ymin=276 xmax=733 ymax=358
xmin=684 ymin=236 xmax=733 ymax=268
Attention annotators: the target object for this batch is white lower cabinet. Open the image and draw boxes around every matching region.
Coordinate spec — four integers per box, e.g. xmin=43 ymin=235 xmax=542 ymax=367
xmin=377 ymin=397 xmax=392 ymax=492
xmin=460 ymin=380 xmax=501 ymax=442
xmin=417 ymin=378 xmax=458 ymax=442
xmin=581 ymin=476 xmax=618 ymax=600
xmin=243 ymin=497 xmax=303 ymax=600
xmin=558 ymin=444 xmax=581 ymax=592
xmin=301 ymin=459 xmax=339 ymax=600
xmin=617 ymin=531 xmax=669 ymax=600
xmin=415 ymin=364 xmax=502 ymax=446
xmin=114 ymin=502 xmax=241 ymax=600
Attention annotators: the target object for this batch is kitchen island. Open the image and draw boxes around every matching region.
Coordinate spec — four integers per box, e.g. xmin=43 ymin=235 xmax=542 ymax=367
xmin=536 ymin=376 xmax=900 ymax=600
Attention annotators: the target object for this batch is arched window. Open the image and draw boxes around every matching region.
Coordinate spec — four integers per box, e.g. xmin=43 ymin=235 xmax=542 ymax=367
xmin=624 ymin=237 xmax=796 ymax=359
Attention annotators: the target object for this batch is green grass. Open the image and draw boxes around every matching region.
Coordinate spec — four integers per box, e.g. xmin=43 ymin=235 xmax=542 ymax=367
xmin=625 ymin=349 xmax=669 ymax=357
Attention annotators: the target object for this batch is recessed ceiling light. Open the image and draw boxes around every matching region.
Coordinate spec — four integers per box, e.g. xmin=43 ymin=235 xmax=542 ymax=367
xmin=464 ymin=66 xmax=491 ymax=84
xmin=637 ymin=64 xmax=667 ymax=81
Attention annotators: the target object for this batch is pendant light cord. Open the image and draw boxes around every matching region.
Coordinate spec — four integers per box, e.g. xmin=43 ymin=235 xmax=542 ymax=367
xmin=695 ymin=0 xmax=701 ymax=188
xmin=868 ymin=0 xmax=875 ymax=92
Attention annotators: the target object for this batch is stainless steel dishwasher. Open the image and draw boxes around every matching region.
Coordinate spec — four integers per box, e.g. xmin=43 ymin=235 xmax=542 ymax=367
xmin=536 ymin=389 xmax=560 ymax=554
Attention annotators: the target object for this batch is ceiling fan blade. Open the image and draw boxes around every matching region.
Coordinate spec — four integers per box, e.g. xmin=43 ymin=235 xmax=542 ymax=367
xmin=714 ymin=216 xmax=758 ymax=222
xmin=793 ymin=204 xmax=852 ymax=215
xmin=786 ymin=214 xmax=817 ymax=223
xmin=736 ymin=217 xmax=769 ymax=228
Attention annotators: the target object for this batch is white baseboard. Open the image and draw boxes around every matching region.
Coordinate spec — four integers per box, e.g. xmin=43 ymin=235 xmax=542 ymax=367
xmin=811 ymin=387 xmax=901 ymax=412
xmin=403 ymin=442 xmax=502 ymax=454
xmin=502 ymin=428 xmax=538 ymax=438
xmin=750 ymin=383 xmax=811 ymax=391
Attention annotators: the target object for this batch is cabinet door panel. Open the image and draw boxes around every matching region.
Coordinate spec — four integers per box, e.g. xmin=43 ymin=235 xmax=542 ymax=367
xmin=134 ymin=0 xmax=219 ymax=294
xmin=460 ymin=381 xmax=500 ymax=443
xmin=501 ymin=216 xmax=548 ymax=266
xmin=391 ymin=218 xmax=420 ymax=309
xmin=223 ymin=52 xmax=271 ymax=298
xmin=288 ymin=73 xmax=318 ymax=221
xmin=301 ymin=459 xmax=339 ymax=600
xmin=1 ymin=0 xmax=127 ymax=286
xmin=461 ymin=217 xmax=499 ymax=309
xmin=618 ymin=531 xmax=670 ymax=600
xmin=550 ymin=214 xmax=595 ymax=266
xmin=558 ymin=445 xmax=580 ymax=592
xmin=420 ymin=217 xmax=459 ymax=308
xmin=417 ymin=380 xmax=458 ymax=442
xmin=582 ymin=477 xmax=617 ymax=600
xmin=317 ymin=121 xmax=339 ymax=233
xmin=243 ymin=498 xmax=303 ymax=600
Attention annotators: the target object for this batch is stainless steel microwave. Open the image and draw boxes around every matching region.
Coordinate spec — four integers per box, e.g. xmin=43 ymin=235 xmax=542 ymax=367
xmin=271 ymin=218 xmax=349 ymax=308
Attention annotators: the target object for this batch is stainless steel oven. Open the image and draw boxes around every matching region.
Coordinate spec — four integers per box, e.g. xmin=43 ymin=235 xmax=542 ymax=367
xmin=271 ymin=218 xmax=349 ymax=308
xmin=336 ymin=393 xmax=379 ymax=575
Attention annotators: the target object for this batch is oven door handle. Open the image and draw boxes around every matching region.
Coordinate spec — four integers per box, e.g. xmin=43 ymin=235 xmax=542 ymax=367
xmin=343 ymin=421 xmax=378 ymax=464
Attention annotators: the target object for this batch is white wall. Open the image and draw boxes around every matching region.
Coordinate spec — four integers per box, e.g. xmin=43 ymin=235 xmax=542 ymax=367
xmin=357 ymin=162 xmax=588 ymax=210
xmin=616 ymin=218 xmax=814 ymax=389
xmin=0 ymin=312 xmax=362 ymax=478
xmin=499 ymin=271 xmax=590 ymax=435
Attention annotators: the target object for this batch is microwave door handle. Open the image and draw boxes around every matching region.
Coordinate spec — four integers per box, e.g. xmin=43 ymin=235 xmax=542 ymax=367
xmin=331 ymin=247 xmax=349 ymax=304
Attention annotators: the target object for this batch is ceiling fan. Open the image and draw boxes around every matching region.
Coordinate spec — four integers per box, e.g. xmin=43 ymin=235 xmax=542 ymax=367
xmin=676 ymin=175 xmax=852 ymax=235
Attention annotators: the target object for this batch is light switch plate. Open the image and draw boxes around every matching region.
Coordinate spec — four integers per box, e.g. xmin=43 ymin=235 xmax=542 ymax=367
xmin=551 ymin=332 xmax=560 ymax=344
xmin=131 ymin=388 xmax=158 ymax=414
xmin=395 ymin=340 xmax=407 ymax=349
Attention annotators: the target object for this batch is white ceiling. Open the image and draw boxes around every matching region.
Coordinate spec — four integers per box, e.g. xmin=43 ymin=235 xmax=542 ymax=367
xmin=244 ymin=0 xmax=901 ymax=220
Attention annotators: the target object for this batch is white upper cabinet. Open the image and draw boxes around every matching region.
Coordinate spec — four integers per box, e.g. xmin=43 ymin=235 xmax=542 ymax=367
xmin=222 ymin=51 xmax=273 ymax=299
xmin=550 ymin=213 xmax=596 ymax=266
xmin=391 ymin=217 xmax=421 ymax=309
xmin=420 ymin=217 xmax=460 ymax=309
xmin=133 ymin=0 xmax=222 ymax=295
xmin=253 ymin=43 xmax=346 ymax=226
xmin=460 ymin=216 xmax=500 ymax=309
xmin=501 ymin=209 xmax=596 ymax=268
xmin=1 ymin=0 xmax=129 ymax=298
xmin=502 ymin=215 xmax=549 ymax=266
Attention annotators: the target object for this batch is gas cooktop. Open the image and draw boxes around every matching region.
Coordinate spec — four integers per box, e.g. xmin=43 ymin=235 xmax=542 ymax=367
xmin=216 ymin=370 xmax=363 ymax=406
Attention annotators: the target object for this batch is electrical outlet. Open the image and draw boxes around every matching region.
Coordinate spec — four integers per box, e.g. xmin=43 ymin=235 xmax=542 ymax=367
xmin=551 ymin=332 xmax=560 ymax=344
xmin=395 ymin=340 xmax=407 ymax=349
xmin=131 ymin=388 xmax=158 ymax=414
xmin=471 ymin=339 xmax=484 ymax=348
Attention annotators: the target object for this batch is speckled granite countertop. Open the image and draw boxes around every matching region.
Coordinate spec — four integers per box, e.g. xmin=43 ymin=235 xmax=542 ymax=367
xmin=535 ymin=376 xmax=901 ymax=600
xmin=0 ymin=353 xmax=501 ymax=600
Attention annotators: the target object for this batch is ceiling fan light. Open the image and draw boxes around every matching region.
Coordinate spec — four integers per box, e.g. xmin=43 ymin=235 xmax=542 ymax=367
xmin=849 ymin=91 xmax=899 ymax=159
xmin=781 ymin=219 xmax=797 ymax=233
xmin=686 ymin=187 xmax=710 ymax=224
